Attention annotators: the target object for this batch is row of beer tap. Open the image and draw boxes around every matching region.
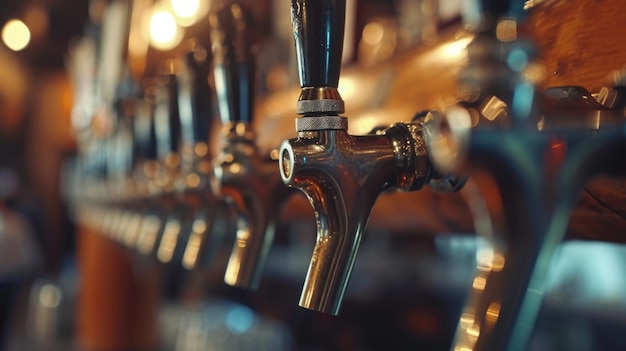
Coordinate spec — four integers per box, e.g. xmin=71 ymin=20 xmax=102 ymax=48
xmin=68 ymin=0 xmax=626 ymax=350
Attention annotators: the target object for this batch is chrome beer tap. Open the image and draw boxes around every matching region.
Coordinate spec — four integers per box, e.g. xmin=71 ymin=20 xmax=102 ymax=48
xmin=132 ymin=85 xmax=168 ymax=256
xmin=137 ymin=70 xmax=185 ymax=260
xmin=150 ymin=60 xmax=219 ymax=268
xmin=105 ymin=100 xmax=137 ymax=244
xmin=172 ymin=44 xmax=233 ymax=271
xmin=278 ymin=0 xmax=448 ymax=315
xmin=115 ymin=91 xmax=161 ymax=249
xmin=209 ymin=2 xmax=290 ymax=289
xmin=422 ymin=1 xmax=626 ymax=350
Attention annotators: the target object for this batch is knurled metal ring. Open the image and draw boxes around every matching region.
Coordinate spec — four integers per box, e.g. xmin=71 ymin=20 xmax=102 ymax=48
xmin=297 ymin=99 xmax=345 ymax=115
xmin=296 ymin=116 xmax=348 ymax=131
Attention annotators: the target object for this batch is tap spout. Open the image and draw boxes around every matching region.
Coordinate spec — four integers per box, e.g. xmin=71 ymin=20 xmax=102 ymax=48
xmin=212 ymin=123 xmax=289 ymax=288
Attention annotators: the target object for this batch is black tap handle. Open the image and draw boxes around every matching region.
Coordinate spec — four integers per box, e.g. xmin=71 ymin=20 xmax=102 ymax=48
xmin=133 ymin=96 xmax=158 ymax=163
xmin=178 ymin=46 xmax=213 ymax=144
xmin=209 ymin=3 xmax=255 ymax=125
xmin=153 ymin=72 xmax=182 ymax=158
xmin=292 ymin=0 xmax=345 ymax=89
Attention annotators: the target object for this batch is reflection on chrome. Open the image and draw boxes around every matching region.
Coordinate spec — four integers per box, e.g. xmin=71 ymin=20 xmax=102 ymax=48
xmin=210 ymin=3 xmax=291 ymax=289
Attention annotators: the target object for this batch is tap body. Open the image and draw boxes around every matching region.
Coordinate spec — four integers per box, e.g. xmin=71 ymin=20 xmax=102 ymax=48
xmin=280 ymin=122 xmax=432 ymax=314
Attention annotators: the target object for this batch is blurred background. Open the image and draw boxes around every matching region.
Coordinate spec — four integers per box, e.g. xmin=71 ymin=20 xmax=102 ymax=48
xmin=0 ymin=0 xmax=625 ymax=350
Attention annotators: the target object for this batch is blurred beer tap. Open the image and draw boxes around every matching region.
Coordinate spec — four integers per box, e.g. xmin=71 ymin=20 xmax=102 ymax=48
xmin=209 ymin=2 xmax=290 ymax=290
xmin=137 ymin=69 xmax=185 ymax=261
xmin=110 ymin=83 xmax=165 ymax=249
xmin=151 ymin=60 xmax=222 ymax=271
xmin=128 ymin=84 xmax=167 ymax=256
xmin=278 ymin=0 xmax=457 ymax=315
xmin=422 ymin=1 xmax=626 ymax=350
xmin=172 ymin=43 xmax=233 ymax=271
xmin=105 ymin=102 xmax=136 ymax=243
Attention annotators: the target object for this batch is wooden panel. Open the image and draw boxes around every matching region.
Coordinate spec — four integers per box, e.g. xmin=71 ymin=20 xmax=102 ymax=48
xmin=527 ymin=0 xmax=626 ymax=92
xmin=76 ymin=225 xmax=158 ymax=350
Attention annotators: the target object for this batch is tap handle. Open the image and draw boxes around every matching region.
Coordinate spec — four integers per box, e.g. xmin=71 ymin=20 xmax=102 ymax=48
xmin=292 ymin=0 xmax=345 ymax=89
xmin=153 ymin=71 xmax=182 ymax=158
xmin=178 ymin=45 xmax=213 ymax=144
xmin=209 ymin=3 xmax=255 ymax=126
xmin=291 ymin=0 xmax=345 ymax=117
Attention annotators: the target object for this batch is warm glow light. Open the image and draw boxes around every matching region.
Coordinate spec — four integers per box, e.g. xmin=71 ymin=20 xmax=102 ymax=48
xmin=170 ymin=0 xmax=208 ymax=27
xmin=338 ymin=77 xmax=356 ymax=101
xmin=362 ymin=22 xmax=384 ymax=45
xmin=472 ymin=276 xmax=487 ymax=290
xmin=2 ymin=19 xmax=31 ymax=51
xmin=157 ymin=219 xmax=181 ymax=263
xmin=149 ymin=10 xmax=182 ymax=50
xmin=440 ymin=37 xmax=472 ymax=59
xmin=171 ymin=0 xmax=199 ymax=19
xmin=485 ymin=302 xmax=501 ymax=324
xmin=466 ymin=324 xmax=480 ymax=338
xmin=459 ymin=312 xmax=475 ymax=329
xmin=182 ymin=232 xmax=202 ymax=269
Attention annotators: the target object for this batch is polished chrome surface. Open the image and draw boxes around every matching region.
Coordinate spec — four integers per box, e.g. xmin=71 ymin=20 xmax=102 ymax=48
xmin=213 ymin=123 xmax=289 ymax=289
xmin=295 ymin=115 xmax=348 ymax=131
xmin=297 ymin=87 xmax=345 ymax=115
xmin=210 ymin=3 xmax=290 ymax=289
xmin=280 ymin=122 xmax=434 ymax=314
xmin=281 ymin=0 xmax=445 ymax=315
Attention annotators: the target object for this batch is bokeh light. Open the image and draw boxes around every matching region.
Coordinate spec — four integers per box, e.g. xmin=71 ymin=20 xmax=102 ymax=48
xmin=148 ymin=10 xmax=182 ymax=51
xmin=2 ymin=19 xmax=31 ymax=52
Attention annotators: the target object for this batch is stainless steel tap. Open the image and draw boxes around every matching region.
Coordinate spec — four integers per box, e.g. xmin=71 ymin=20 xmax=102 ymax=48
xmin=142 ymin=52 xmax=234 ymax=271
xmin=209 ymin=2 xmax=291 ymax=290
xmin=422 ymin=2 xmax=626 ymax=350
xmin=131 ymin=83 xmax=168 ymax=256
xmin=173 ymin=45 xmax=233 ymax=271
xmin=135 ymin=70 xmax=185 ymax=261
xmin=278 ymin=0 xmax=445 ymax=315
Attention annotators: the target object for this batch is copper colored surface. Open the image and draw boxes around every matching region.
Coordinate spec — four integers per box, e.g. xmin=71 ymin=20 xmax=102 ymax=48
xmin=527 ymin=0 xmax=626 ymax=92
xmin=76 ymin=225 xmax=158 ymax=350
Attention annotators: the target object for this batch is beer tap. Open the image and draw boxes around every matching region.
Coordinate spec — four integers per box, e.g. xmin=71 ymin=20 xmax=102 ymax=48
xmin=209 ymin=2 xmax=290 ymax=289
xmin=422 ymin=1 xmax=626 ymax=350
xmin=150 ymin=59 xmax=219 ymax=269
xmin=131 ymin=85 xmax=167 ymax=256
xmin=278 ymin=0 xmax=451 ymax=315
xmin=105 ymin=102 xmax=136 ymax=244
xmin=114 ymin=91 xmax=160 ymax=249
xmin=136 ymin=70 xmax=184 ymax=260
xmin=173 ymin=44 xmax=233 ymax=271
